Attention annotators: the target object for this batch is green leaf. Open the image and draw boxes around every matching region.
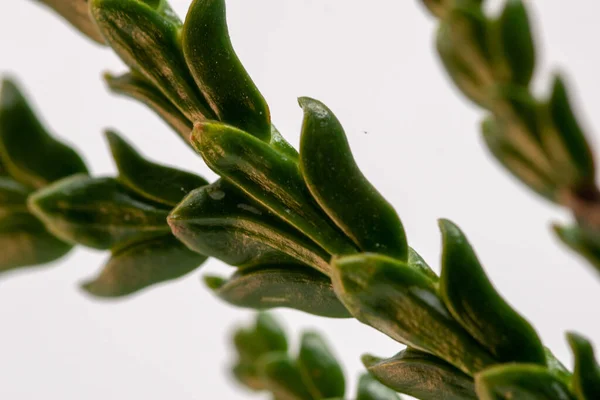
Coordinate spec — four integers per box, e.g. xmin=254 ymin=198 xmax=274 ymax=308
xmin=104 ymin=72 xmax=193 ymax=143
xmin=182 ymin=0 xmax=271 ymax=141
xmin=298 ymin=331 xmax=345 ymax=398
xmin=331 ymin=252 xmax=495 ymax=375
xmin=357 ymin=373 xmax=401 ymax=400
xmin=270 ymin=125 xmax=299 ymax=161
xmin=258 ymin=353 xmax=314 ymax=400
xmin=439 ymin=219 xmax=546 ymax=365
xmin=255 ymin=313 xmax=289 ymax=354
xmin=29 ymin=175 xmax=171 ymax=250
xmin=554 ymin=224 xmax=600 ymax=275
xmin=298 ymin=97 xmax=408 ymax=261
xmin=191 ymin=122 xmax=357 ymax=259
xmin=233 ymin=313 xmax=288 ymax=364
xmin=0 ymin=79 xmax=88 ymax=189
xmin=475 ymin=364 xmax=575 ymax=400
xmin=0 ymin=213 xmax=72 ymax=273
xmin=106 ymin=131 xmax=208 ymax=207
xmin=545 ymin=347 xmax=573 ymax=386
xmin=204 ymin=265 xmax=351 ymax=318
xmin=81 ymin=235 xmax=206 ymax=297
xmin=494 ymin=0 xmax=536 ymax=86
xmin=90 ymin=0 xmax=214 ymax=123
xmin=34 ymin=0 xmax=106 ymax=44
xmin=547 ymin=75 xmax=596 ymax=187
xmin=363 ymin=348 xmax=476 ymax=400
xmin=0 ymin=177 xmax=30 ymax=216
xmin=169 ymin=180 xmax=330 ymax=272
xmin=567 ymin=332 xmax=600 ymax=400
xmin=408 ymin=247 xmax=439 ymax=283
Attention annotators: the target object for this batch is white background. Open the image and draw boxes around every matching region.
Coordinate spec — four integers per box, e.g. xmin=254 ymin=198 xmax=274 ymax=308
xmin=1 ymin=0 xmax=599 ymax=399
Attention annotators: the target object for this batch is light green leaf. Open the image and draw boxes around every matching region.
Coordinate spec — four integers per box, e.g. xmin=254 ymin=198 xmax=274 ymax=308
xmin=298 ymin=97 xmax=408 ymax=261
xmin=298 ymin=331 xmax=345 ymax=398
xmin=567 ymin=332 xmax=600 ymax=400
xmin=408 ymin=247 xmax=439 ymax=283
xmin=205 ymin=265 xmax=350 ymax=318
xmin=357 ymin=373 xmax=401 ymax=400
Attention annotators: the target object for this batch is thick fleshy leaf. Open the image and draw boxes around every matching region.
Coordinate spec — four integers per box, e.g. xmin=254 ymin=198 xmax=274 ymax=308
xmin=204 ymin=265 xmax=350 ymax=318
xmin=363 ymin=348 xmax=476 ymax=400
xmin=258 ymin=353 xmax=314 ymax=400
xmin=331 ymin=252 xmax=495 ymax=375
xmin=106 ymin=131 xmax=208 ymax=207
xmin=475 ymin=364 xmax=575 ymax=400
xmin=90 ymin=0 xmax=214 ymax=122
xmin=357 ymin=373 xmax=401 ymax=400
xmin=34 ymin=0 xmax=106 ymax=44
xmin=182 ymin=0 xmax=270 ymax=141
xmin=554 ymin=224 xmax=600 ymax=274
xmin=191 ymin=122 xmax=357 ymax=258
xmin=105 ymin=72 xmax=193 ymax=142
xmin=298 ymin=331 xmax=345 ymax=398
xmin=408 ymin=247 xmax=439 ymax=283
xmin=169 ymin=180 xmax=330 ymax=272
xmin=0 ymin=79 xmax=88 ymax=189
xmin=298 ymin=97 xmax=408 ymax=261
xmin=29 ymin=175 xmax=171 ymax=250
xmin=81 ymin=235 xmax=207 ymax=297
xmin=568 ymin=332 xmax=600 ymax=399
xmin=439 ymin=219 xmax=545 ymax=365
xmin=270 ymin=125 xmax=299 ymax=161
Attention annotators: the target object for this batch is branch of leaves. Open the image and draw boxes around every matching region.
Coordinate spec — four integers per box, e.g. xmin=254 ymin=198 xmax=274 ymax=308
xmin=421 ymin=0 xmax=600 ymax=273
xmin=231 ymin=312 xmax=402 ymax=400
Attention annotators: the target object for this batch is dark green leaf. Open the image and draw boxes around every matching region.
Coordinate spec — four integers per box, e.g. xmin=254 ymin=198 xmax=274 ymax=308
xmin=547 ymin=75 xmax=596 ymax=187
xmin=191 ymin=122 xmax=357 ymax=258
xmin=29 ymin=175 xmax=171 ymax=250
xmin=258 ymin=353 xmax=314 ymax=400
xmin=255 ymin=313 xmax=289 ymax=354
xmin=475 ymin=364 xmax=575 ymax=400
xmin=495 ymin=0 xmax=536 ymax=86
xmin=0 ymin=177 xmax=30 ymax=214
xmin=169 ymin=180 xmax=330 ymax=272
xmin=298 ymin=331 xmax=345 ymax=398
xmin=81 ymin=235 xmax=206 ymax=297
xmin=0 ymin=79 xmax=88 ymax=189
xmin=331 ymin=252 xmax=495 ymax=375
xmin=34 ymin=0 xmax=106 ymax=44
xmin=233 ymin=313 xmax=288 ymax=364
xmin=567 ymin=332 xmax=600 ymax=400
xmin=554 ymin=224 xmax=600 ymax=275
xmin=106 ymin=130 xmax=208 ymax=207
xmin=357 ymin=373 xmax=401 ymax=400
xmin=205 ymin=265 xmax=351 ymax=318
xmin=105 ymin=72 xmax=193 ymax=143
xmin=298 ymin=97 xmax=408 ymax=261
xmin=439 ymin=219 xmax=546 ymax=365
xmin=90 ymin=0 xmax=214 ymax=122
xmin=408 ymin=247 xmax=439 ymax=283
xmin=182 ymin=0 xmax=271 ymax=141
xmin=363 ymin=348 xmax=476 ymax=400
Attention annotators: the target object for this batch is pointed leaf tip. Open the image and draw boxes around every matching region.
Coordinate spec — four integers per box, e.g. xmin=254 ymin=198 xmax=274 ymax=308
xmin=567 ymin=332 xmax=600 ymax=399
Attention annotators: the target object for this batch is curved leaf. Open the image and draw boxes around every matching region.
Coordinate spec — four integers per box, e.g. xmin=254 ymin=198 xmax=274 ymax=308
xmin=258 ymin=353 xmax=314 ymax=400
xmin=106 ymin=131 xmax=208 ymax=207
xmin=363 ymin=348 xmax=476 ymax=400
xmin=29 ymin=175 xmax=170 ymax=250
xmin=82 ymin=235 xmax=207 ymax=297
xmin=298 ymin=331 xmax=346 ymax=398
xmin=408 ymin=247 xmax=439 ymax=283
xmin=439 ymin=219 xmax=546 ymax=365
xmin=567 ymin=332 xmax=600 ymax=400
xmin=298 ymin=97 xmax=408 ymax=261
xmin=191 ymin=122 xmax=357 ymax=258
xmin=182 ymin=0 xmax=270 ymax=141
xmin=270 ymin=125 xmax=299 ymax=161
xmin=357 ymin=373 xmax=401 ymax=400
xmin=34 ymin=0 xmax=106 ymax=44
xmin=169 ymin=180 xmax=330 ymax=272
xmin=0 ymin=79 xmax=88 ymax=189
xmin=475 ymin=364 xmax=575 ymax=400
xmin=205 ymin=264 xmax=350 ymax=318
xmin=104 ymin=72 xmax=193 ymax=143
xmin=331 ymin=252 xmax=495 ymax=375
xmin=90 ymin=0 xmax=214 ymax=122
xmin=554 ymin=224 xmax=600 ymax=275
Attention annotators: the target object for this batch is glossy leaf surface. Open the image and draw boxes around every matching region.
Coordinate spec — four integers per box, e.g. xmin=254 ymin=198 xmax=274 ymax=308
xmin=30 ymin=175 xmax=171 ymax=250
xmin=299 ymin=97 xmax=408 ymax=261
xmin=191 ymin=122 xmax=357 ymax=258
xmin=182 ymin=0 xmax=271 ymax=141
xmin=82 ymin=235 xmax=207 ymax=297
xmin=35 ymin=0 xmax=106 ymax=44
xmin=331 ymin=252 xmax=495 ymax=375
xmin=169 ymin=180 xmax=330 ymax=272
xmin=0 ymin=79 xmax=88 ymax=189
xmin=408 ymin=247 xmax=439 ymax=283
xmin=357 ymin=373 xmax=401 ymax=400
xmin=439 ymin=219 xmax=546 ymax=365
xmin=568 ymin=332 xmax=600 ymax=400
xmin=298 ymin=331 xmax=345 ymax=398
xmin=106 ymin=131 xmax=208 ymax=207
xmin=205 ymin=265 xmax=351 ymax=318
xmin=363 ymin=348 xmax=476 ymax=400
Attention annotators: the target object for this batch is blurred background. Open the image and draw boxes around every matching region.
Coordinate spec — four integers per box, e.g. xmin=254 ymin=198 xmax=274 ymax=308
xmin=1 ymin=0 xmax=599 ymax=398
